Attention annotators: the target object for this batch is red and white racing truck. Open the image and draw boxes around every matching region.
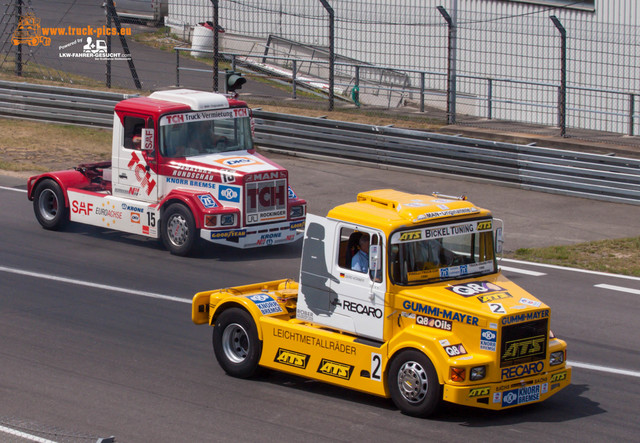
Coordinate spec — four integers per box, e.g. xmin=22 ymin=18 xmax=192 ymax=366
xmin=27 ymin=89 xmax=306 ymax=255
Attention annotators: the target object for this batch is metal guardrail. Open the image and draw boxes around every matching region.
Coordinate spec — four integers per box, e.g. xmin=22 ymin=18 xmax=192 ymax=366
xmin=253 ymin=111 xmax=640 ymax=205
xmin=0 ymin=81 xmax=639 ymax=205
xmin=0 ymin=80 xmax=136 ymax=128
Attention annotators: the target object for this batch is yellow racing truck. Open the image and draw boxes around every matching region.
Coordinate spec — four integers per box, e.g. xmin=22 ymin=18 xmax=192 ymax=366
xmin=192 ymin=189 xmax=571 ymax=417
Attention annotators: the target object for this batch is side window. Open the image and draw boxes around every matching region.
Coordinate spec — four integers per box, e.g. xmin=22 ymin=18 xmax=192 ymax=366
xmin=338 ymin=227 xmax=371 ymax=274
xmin=123 ymin=116 xmax=146 ymax=150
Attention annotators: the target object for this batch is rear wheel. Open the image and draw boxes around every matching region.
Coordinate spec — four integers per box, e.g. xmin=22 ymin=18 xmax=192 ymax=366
xmin=33 ymin=179 xmax=68 ymax=230
xmin=161 ymin=203 xmax=197 ymax=256
xmin=212 ymin=308 xmax=262 ymax=378
xmin=388 ymin=350 xmax=441 ymax=417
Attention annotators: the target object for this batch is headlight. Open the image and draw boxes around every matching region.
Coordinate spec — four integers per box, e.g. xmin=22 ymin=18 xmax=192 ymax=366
xmin=220 ymin=214 xmax=235 ymax=226
xmin=470 ymin=366 xmax=486 ymax=381
xmin=550 ymin=351 xmax=565 ymax=366
xmin=290 ymin=205 xmax=304 ymax=218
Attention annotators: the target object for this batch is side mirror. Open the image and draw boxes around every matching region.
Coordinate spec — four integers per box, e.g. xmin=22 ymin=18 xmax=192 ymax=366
xmin=495 ymin=226 xmax=504 ymax=254
xmin=369 ymin=244 xmax=380 ymax=272
xmin=141 ymin=128 xmax=154 ymax=151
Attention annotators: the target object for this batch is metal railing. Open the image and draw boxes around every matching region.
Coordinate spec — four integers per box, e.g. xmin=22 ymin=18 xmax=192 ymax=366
xmin=252 ymin=110 xmax=640 ymax=205
xmin=0 ymin=81 xmax=638 ymax=205
xmin=0 ymin=80 xmax=136 ymax=127
xmin=174 ymin=48 xmax=640 ymax=137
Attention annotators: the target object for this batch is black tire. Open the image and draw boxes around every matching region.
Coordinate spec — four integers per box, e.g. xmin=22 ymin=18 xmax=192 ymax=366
xmin=33 ymin=179 xmax=69 ymax=230
xmin=212 ymin=308 xmax=262 ymax=378
xmin=161 ymin=203 xmax=198 ymax=256
xmin=388 ymin=349 xmax=441 ymax=417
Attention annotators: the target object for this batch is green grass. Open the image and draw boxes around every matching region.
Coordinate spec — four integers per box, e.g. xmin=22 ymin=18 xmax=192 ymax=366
xmin=508 ymin=237 xmax=640 ymax=276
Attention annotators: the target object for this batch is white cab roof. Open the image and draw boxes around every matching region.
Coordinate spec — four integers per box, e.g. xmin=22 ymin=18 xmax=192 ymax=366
xmin=149 ymin=89 xmax=230 ymax=110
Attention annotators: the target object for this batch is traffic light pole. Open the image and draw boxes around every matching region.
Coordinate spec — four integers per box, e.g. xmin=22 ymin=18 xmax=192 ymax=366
xmin=211 ymin=0 xmax=219 ymax=92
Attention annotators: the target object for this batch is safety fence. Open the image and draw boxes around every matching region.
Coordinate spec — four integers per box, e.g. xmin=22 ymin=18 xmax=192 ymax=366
xmin=0 ymin=81 xmax=639 ymax=205
xmin=1 ymin=1 xmax=640 ymax=143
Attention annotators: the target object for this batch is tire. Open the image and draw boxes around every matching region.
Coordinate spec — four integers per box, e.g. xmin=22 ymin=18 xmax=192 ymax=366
xmin=212 ymin=308 xmax=262 ymax=378
xmin=388 ymin=349 xmax=441 ymax=417
xmin=161 ymin=203 xmax=198 ymax=256
xmin=33 ymin=179 xmax=69 ymax=230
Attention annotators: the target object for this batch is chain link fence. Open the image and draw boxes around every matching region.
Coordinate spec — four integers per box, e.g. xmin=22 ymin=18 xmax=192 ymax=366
xmin=0 ymin=0 xmax=639 ymax=144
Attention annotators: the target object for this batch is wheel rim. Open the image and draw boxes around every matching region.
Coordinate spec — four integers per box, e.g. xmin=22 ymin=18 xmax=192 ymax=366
xmin=38 ymin=188 xmax=59 ymax=222
xmin=397 ymin=361 xmax=429 ymax=404
xmin=222 ymin=322 xmax=250 ymax=363
xmin=167 ymin=213 xmax=189 ymax=247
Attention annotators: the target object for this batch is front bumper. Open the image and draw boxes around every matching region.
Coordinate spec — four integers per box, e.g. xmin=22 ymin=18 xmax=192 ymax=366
xmin=442 ymin=365 xmax=572 ymax=410
xmin=201 ymin=219 xmax=305 ymax=248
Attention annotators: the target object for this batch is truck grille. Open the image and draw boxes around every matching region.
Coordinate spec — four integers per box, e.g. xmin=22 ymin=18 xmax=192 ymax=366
xmin=500 ymin=318 xmax=548 ymax=368
xmin=245 ymin=179 xmax=287 ymax=225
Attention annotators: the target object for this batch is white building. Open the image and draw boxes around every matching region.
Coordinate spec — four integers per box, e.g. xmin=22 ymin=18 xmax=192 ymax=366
xmin=165 ymin=1 xmax=640 ymax=135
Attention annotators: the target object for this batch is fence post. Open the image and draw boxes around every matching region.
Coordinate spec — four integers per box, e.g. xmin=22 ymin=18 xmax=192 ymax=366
xmin=106 ymin=3 xmax=111 ymax=88
xmin=437 ymin=6 xmax=457 ymax=125
xmin=420 ymin=71 xmax=425 ymax=113
xmin=105 ymin=0 xmax=141 ymax=89
xmin=630 ymin=94 xmax=636 ymax=136
xmin=14 ymin=0 xmax=22 ymax=77
xmin=319 ymin=0 xmax=335 ymax=111
xmin=487 ymin=78 xmax=493 ymax=120
xmin=175 ymin=48 xmax=180 ymax=87
xmin=210 ymin=0 xmax=219 ymax=92
xmin=292 ymin=59 xmax=297 ymax=99
xmin=551 ymin=16 xmax=567 ymax=137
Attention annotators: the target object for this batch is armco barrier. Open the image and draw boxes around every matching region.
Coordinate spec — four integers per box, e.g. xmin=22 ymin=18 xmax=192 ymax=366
xmin=252 ymin=111 xmax=640 ymax=205
xmin=0 ymin=80 xmax=135 ymax=128
xmin=1 ymin=81 xmax=639 ymax=205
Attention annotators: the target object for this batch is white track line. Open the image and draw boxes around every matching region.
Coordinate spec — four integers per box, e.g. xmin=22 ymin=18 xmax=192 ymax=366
xmin=569 ymin=361 xmax=640 ymax=378
xmin=594 ymin=284 xmax=640 ymax=296
xmin=0 ymin=185 xmax=26 ymax=193
xmin=0 ymin=265 xmax=189 ymax=304
xmin=3 ymin=264 xmax=639 ymax=379
xmin=499 ymin=265 xmax=546 ymax=276
xmin=0 ymin=425 xmax=58 ymax=443
xmin=501 ymin=257 xmax=640 ymax=281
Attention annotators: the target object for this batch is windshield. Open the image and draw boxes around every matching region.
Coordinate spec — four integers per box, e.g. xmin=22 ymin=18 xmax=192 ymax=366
xmin=389 ymin=219 xmax=497 ymax=285
xmin=159 ymin=111 xmax=253 ymax=158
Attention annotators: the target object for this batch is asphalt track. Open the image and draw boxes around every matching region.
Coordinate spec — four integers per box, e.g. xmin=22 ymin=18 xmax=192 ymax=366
xmin=1 ymin=155 xmax=640 ymax=442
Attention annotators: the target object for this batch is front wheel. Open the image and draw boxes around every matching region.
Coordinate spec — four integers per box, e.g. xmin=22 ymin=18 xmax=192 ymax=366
xmin=388 ymin=350 xmax=441 ymax=417
xmin=33 ymin=179 xmax=69 ymax=230
xmin=161 ymin=203 xmax=198 ymax=256
xmin=212 ymin=308 xmax=262 ymax=378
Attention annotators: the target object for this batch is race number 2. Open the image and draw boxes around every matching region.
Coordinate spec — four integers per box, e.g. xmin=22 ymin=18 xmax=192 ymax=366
xmin=371 ymin=353 xmax=382 ymax=381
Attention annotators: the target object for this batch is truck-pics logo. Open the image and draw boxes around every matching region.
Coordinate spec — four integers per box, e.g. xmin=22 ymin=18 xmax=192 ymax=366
xmin=12 ymin=14 xmax=50 ymax=46
xmin=317 ymin=359 xmax=354 ymax=380
xmin=274 ymin=348 xmax=310 ymax=369
xmin=12 ymin=14 xmax=133 ymax=61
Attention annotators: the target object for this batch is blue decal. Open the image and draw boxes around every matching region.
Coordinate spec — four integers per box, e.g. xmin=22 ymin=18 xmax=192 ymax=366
xmin=288 ymin=185 xmax=297 ymax=199
xmin=198 ymin=194 xmax=217 ymax=208
xmin=247 ymin=293 xmax=285 ymax=315
xmin=219 ymin=185 xmax=240 ymax=203
xmin=480 ymin=329 xmax=497 ymax=351
xmin=502 ymin=385 xmax=541 ymax=407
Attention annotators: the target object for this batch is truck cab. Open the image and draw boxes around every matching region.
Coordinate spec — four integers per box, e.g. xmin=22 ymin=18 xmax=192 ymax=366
xmin=27 ymin=89 xmax=306 ymax=255
xmin=192 ymin=189 xmax=570 ymax=417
